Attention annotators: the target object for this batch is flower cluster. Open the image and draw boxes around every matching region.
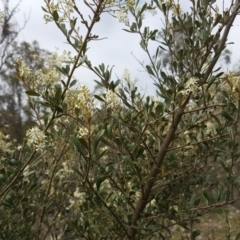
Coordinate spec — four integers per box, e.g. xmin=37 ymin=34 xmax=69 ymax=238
xmin=148 ymin=8 xmax=157 ymax=16
xmin=26 ymin=127 xmax=47 ymax=152
xmin=161 ymin=0 xmax=182 ymax=17
xmin=0 ymin=131 xmax=13 ymax=156
xmin=116 ymin=9 xmax=129 ymax=25
xmin=126 ymin=0 xmax=135 ymax=9
xmin=171 ymin=3 xmax=182 ymax=17
xmin=65 ymin=89 xmax=79 ymax=108
xmin=67 ymin=189 xmax=86 ymax=210
xmin=16 ymin=57 xmax=32 ymax=78
xmin=181 ymin=77 xmax=201 ymax=97
xmin=105 ymin=89 xmax=120 ymax=110
xmin=44 ymin=0 xmax=74 ymax=24
xmin=73 ymin=188 xmax=86 ymax=207
xmin=17 ymin=51 xmax=73 ymax=94
xmin=75 ymin=84 xmax=95 ymax=120
xmin=214 ymin=4 xmax=220 ymax=19
xmin=123 ymin=68 xmax=138 ymax=91
xmin=226 ymin=71 xmax=240 ymax=96
xmin=206 ymin=122 xmax=217 ymax=136
xmin=76 ymin=126 xmax=88 ymax=138
xmin=123 ymin=68 xmax=131 ymax=84
xmin=55 ymin=161 xmax=74 ymax=182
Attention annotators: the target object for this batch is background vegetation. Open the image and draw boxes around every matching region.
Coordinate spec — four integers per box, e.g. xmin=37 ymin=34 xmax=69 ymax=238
xmin=1 ymin=0 xmax=240 ymax=239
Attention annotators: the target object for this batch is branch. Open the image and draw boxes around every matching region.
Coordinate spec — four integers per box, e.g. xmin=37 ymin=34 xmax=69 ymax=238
xmin=127 ymin=95 xmax=191 ymax=238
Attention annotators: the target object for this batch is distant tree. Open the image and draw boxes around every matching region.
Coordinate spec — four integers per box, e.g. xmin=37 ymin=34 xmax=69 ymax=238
xmin=0 ymin=0 xmax=28 ymax=70
xmin=0 ymin=40 xmax=50 ymax=143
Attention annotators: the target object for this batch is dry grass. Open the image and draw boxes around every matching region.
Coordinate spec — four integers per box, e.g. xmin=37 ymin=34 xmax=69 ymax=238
xmin=170 ymin=207 xmax=240 ymax=240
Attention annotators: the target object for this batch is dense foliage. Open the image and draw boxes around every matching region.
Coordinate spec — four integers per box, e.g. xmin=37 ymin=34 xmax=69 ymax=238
xmin=1 ymin=0 xmax=240 ymax=239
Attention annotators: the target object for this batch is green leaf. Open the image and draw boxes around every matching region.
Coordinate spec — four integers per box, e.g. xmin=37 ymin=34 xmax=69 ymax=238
xmin=99 ymin=63 xmax=105 ymax=73
xmin=138 ymin=3 xmax=147 ymax=17
xmin=114 ymin=79 xmax=121 ymax=88
xmin=70 ymin=17 xmax=77 ymax=30
xmin=41 ymin=7 xmax=48 ymax=13
xmin=136 ymin=147 xmax=144 ymax=158
xmin=70 ymin=135 xmax=88 ymax=160
xmin=130 ymin=22 xmax=137 ymax=32
xmin=213 ymin=14 xmax=222 ymax=27
xmin=55 ymin=105 xmax=63 ymax=113
xmin=146 ymin=65 xmax=155 ymax=77
xmin=188 ymin=26 xmax=193 ymax=36
xmin=191 ymin=230 xmax=201 ymax=239
xmin=94 ymin=80 xmax=104 ymax=87
xmin=78 ymin=137 xmax=88 ymax=150
xmin=65 ymin=65 xmax=70 ymax=75
xmin=204 ymin=35 xmax=214 ymax=46
xmin=55 ymin=65 xmax=67 ymax=75
xmin=140 ymin=40 xmax=146 ymax=51
xmin=218 ymin=188 xmax=227 ymax=201
xmin=155 ymin=103 xmax=163 ymax=117
xmin=98 ymin=149 xmax=108 ymax=160
xmin=25 ymin=90 xmax=40 ymax=96
xmin=72 ymin=166 xmax=83 ymax=178
xmin=210 ymin=112 xmax=221 ymax=126
xmin=71 ymin=36 xmax=81 ymax=50
xmin=52 ymin=10 xmax=59 ymax=21
xmin=95 ymin=176 xmax=108 ymax=191
xmin=79 ymin=55 xmax=87 ymax=65
xmin=160 ymin=71 xmax=167 ymax=79
xmin=92 ymin=129 xmax=105 ymax=153
xmin=203 ymin=189 xmax=213 ymax=203
xmin=123 ymin=155 xmax=134 ymax=166
xmin=70 ymin=79 xmax=77 ymax=88
xmin=207 ymin=75 xmax=217 ymax=90
xmin=123 ymin=29 xmax=133 ymax=33
xmin=94 ymin=95 xmax=105 ymax=102
xmin=60 ymin=23 xmax=68 ymax=36
xmin=221 ymin=111 xmax=233 ymax=121
xmin=149 ymin=29 xmax=158 ymax=40
xmin=54 ymin=84 xmax=62 ymax=104
xmin=106 ymin=124 xmax=112 ymax=137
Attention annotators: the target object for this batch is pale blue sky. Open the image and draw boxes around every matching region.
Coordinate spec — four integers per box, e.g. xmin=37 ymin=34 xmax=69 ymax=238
xmin=8 ymin=0 xmax=240 ymax=94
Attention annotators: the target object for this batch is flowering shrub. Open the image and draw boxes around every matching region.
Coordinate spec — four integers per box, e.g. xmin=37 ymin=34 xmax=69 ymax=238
xmin=1 ymin=0 xmax=240 ymax=239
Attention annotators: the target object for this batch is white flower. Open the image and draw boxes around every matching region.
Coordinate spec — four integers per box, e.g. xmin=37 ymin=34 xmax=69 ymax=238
xmin=206 ymin=122 xmax=216 ymax=135
xmin=23 ymin=165 xmax=30 ymax=177
xmin=101 ymin=179 xmax=111 ymax=190
xmin=73 ymin=188 xmax=85 ymax=204
xmin=116 ymin=9 xmax=129 ymax=25
xmin=0 ymin=131 xmax=13 ymax=155
xmin=26 ymin=127 xmax=47 ymax=151
xmin=181 ymin=77 xmax=200 ymax=96
xmin=43 ymin=14 xmax=53 ymax=23
xmin=75 ymin=84 xmax=94 ymax=119
xmin=105 ymin=89 xmax=120 ymax=110
xmin=149 ymin=8 xmax=157 ymax=16
xmin=123 ymin=68 xmax=131 ymax=84
xmin=17 ymin=145 xmax=22 ymax=150
xmin=54 ymin=124 xmax=59 ymax=132
xmin=77 ymin=126 xmax=88 ymax=138
xmin=126 ymin=0 xmax=135 ymax=9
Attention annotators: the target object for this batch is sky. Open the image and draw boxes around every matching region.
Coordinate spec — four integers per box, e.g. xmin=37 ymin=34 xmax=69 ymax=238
xmin=7 ymin=0 xmax=240 ymax=95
